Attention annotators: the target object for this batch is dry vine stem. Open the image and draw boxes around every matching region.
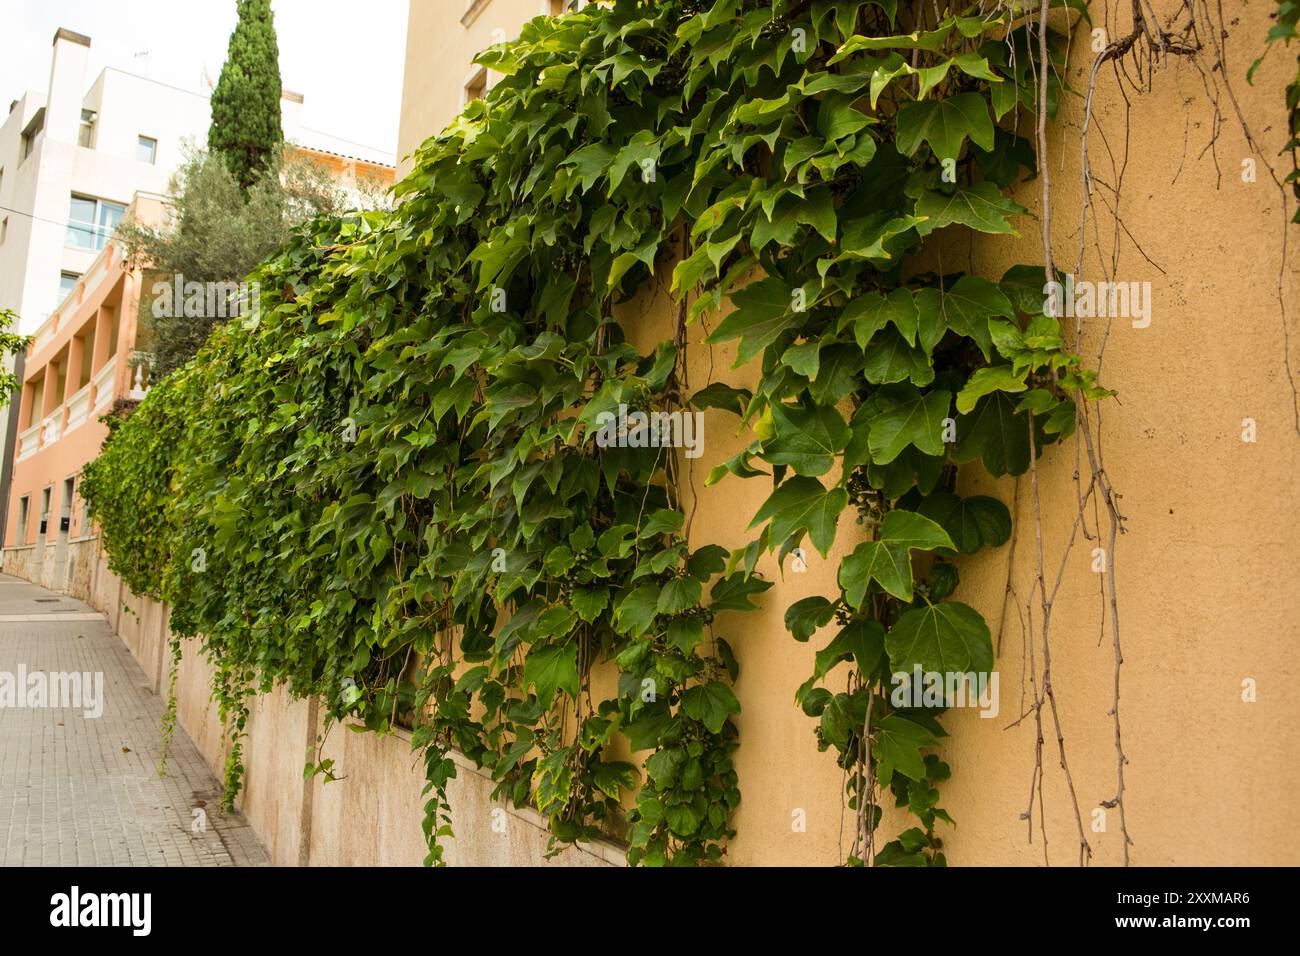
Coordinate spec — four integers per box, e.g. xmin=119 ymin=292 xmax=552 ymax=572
xmin=1069 ymin=0 xmax=1297 ymax=865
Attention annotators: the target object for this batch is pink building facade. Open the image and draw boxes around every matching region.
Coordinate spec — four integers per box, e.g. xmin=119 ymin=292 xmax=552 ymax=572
xmin=0 ymin=195 xmax=154 ymax=588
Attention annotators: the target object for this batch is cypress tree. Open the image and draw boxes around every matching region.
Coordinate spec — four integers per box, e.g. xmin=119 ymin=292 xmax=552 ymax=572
xmin=207 ymin=0 xmax=283 ymax=190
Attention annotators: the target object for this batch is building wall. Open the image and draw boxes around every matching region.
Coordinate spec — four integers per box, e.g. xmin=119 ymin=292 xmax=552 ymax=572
xmin=32 ymin=537 xmax=622 ymax=867
xmin=387 ymin=0 xmax=1300 ymax=866
xmin=2 ymin=233 xmax=139 ymax=555
xmin=397 ymin=0 xmax=562 ymax=174
xmin=0 ymin=29 xmax=397 ymax=551
xmin=2 ymin=0 xmax=1292 ymax=868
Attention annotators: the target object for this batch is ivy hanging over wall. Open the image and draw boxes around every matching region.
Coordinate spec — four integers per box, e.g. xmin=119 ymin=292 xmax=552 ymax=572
xmin=1251 ymin=0 xmax=1300 ymax=218
xmin=82 ymin=0 xmax=1114 ymax=867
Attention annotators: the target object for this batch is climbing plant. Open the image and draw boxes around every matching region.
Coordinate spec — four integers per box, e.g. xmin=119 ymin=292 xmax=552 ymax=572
xmin=83 ymin=0 xmax=1110 ymax=866
xmin=1250 ymin=0 xmax=1300 ymax=219
xmin=0 ymin=308 xmax=32 ymax=404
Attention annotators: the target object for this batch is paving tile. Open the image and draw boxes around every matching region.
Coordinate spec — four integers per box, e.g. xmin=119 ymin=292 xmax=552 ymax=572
xmin=0 ymin=573 xmax=268 ymax=867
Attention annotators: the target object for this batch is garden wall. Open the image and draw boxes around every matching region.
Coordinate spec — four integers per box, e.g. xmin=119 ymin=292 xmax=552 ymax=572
xmin=3 ymin=535 xmax=619 ymax=867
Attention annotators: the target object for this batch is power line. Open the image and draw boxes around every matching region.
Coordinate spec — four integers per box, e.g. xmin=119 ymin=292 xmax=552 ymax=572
xmin=0 ymin=204 xmax=76 ymax=231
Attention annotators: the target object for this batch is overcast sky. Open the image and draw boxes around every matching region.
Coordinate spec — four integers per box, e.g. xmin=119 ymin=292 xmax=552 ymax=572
xmin=0 ymin=0 xmax=408 ymax=163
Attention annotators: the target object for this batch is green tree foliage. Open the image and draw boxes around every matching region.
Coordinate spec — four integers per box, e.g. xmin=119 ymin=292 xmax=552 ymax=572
xmin=0 ymin=309 xmax=32 ymax=404
xmin=118 ymin=151 xmax=384 ymax=377
xmin=83 ymin=0 xmax=1109 ymax=866
xmin=208 ymin=0 xmax=284 ymax=190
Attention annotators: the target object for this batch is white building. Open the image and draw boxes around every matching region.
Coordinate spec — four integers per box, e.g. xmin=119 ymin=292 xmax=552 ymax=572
xmin=0 ymin=29 xmax=214 ymax=335
xmin=0 ymin=27 xmax=395 ymax=547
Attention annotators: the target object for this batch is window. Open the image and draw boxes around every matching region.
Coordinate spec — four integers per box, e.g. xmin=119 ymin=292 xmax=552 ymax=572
xmin=39 ymin=487 xmax=50 ymax=539
xmin=17 ymin=496 xmax=29 ymax=546
xmin=21 ymin=131 xmax=35 ymax=160
xmin=57 ymin=271 xmax=80 ymax=305
xmin=137 ymin=135 xmax=157 ymax=164
xmin=78 ymin=109 xmax=96 ymax=148
xmin=463 ymin=66 xmax=488 ymax=104
xmin=80 ymin=484 xmax=91 ymax=536
xmin=66 ymin=195 xmax=126 ymax=251
xmin=0 ymin=216 xmax=7 ymax=245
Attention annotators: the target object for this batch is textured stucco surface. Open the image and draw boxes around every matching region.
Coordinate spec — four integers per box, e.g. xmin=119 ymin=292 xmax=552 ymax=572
xmin=401 ymin=0 xmax=1300 ymax=866
xmin=2 ymin=0 xmax=1292 ymax=868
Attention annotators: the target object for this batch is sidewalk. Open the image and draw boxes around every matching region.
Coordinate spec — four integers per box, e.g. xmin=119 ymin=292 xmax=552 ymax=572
xmin=0 ymin=572 xmax=267 ymax=866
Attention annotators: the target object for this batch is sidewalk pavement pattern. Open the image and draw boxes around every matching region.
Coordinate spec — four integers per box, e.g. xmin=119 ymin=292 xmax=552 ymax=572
xmin=0 ymin=572 xmax=267 ymax=866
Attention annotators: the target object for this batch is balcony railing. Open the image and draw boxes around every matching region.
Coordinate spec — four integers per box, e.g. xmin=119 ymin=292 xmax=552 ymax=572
xmin=16 ymin=425 xmax=40 ymax=463
xmin=41 ymin=411 xmax=61 ymax=446
xmin=65 ymin=382 xmax=92 ymax=433
xmin=92 ymin=357 xmax=117 ymax=414
xmin=127 ymin=352 xmax=152 ymax=401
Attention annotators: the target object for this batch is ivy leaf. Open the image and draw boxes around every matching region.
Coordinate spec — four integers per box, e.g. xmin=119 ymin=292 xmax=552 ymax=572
xmin=590 ymin=760 xmax=638 ymax=800
xmin=708 ymin=277 xmax=801 ymax=366
xmin=571 ymin=586 xmax=610 ymax=623
xmin=764 ymin=401 xmax=850 ymax=476
xmin=914 ymin=492 xmax=1012 ymax=554
xmin=872 ymin=715 xmax=936 ymax=786
xmin=690 ymin=382 xmax=752 ymax=416
xmin=686 ymin=544 xmax=729 ymax=578
xmin=665 ymin=804 xmax=701 ymax=837
xmin=640 ymin=509 xmax=685 ymax=538
xmin=709 ymin=571 xmax=773 ymax=613
xmin=614 ymin=584 xmax=660 ymax=637
xmin=953 ymin=390 xmax=1030 ymax=476
xmin=914 ymin=180 xmax=1027 ymax=236
xmin=817 ymin=92 xmax=872 ymax=143
xmin=1000 ymin=264 xmax=1053 ymax=315
xmin=867 ymin=385 xmax=952 ymax=465
xmin=749 ymin=476 xmax=847 ymax=558
xmin=955 ymin=365 xmax=1028 ymax=414
xmin=785 ymin=595 xmax=836 ymax=642
xmin=812 ymin=619 xmax=885 ymax=678
xmin=561 ymin=143 xmax=616 ymax=191
xmin=623 ymin=702 xmax=673 ymax=752
xmin=842 ymin=288 xmax=918 ymax=349
xmin=667 ymin=617 xmax=705 ymax=652
xmin=937 ymin=275 xmax=1014 ymax=359
xmin=781 ymin=340 xmax=821 ymax=379
xmin=885 ymin=601 xmax=994 ymax=676
xmin=837 ymin=211 xmax=923 ymax=262
xmin=658 ymin=576 xmax=702 ymax=614
xmin=523 ymin=643 xmax=580 ymax=708
xmin=838 ymin=510 xmax=954 ymax=605
xmin=680 ymin=681 xmax=741 ymax=733
xmin=895 ymin=92 xmax=994 ymax=161
xmin=808 ymin=344 xmax=864 ymax=405
xmin=799 ymin=186 xmax=839 ymax=243
xmin=862 ymin=328 xmax=935 ymax=386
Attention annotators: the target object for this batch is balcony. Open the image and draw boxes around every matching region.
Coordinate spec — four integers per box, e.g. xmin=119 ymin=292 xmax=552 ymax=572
xmin=13 ymin=357 xmax=121 ymax=464
xmin=16 ymin=425 xmax=40 ymax=463
xmin=92 ymin=358 xmax=117 ymax=414
xmin=65 ymin=382 xmax=92 ymax=433
xmin=41 ymin=411 xmax=61 ymax=446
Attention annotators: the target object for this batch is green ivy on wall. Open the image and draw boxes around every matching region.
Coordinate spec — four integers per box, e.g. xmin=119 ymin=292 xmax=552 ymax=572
xmin=82 ymin=0 xmax=1108 ymax=866
xmin=1251 ymin=0 xmax=1300 ymax=219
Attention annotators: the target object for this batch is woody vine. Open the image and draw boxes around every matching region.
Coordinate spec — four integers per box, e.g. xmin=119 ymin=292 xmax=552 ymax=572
xmin=76 ymin=0 xmax=1293 ymax=867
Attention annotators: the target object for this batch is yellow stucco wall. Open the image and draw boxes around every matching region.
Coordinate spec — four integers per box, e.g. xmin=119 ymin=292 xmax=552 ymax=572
xmin=393 ymin=0 xmax=1300 ymax=866
xmin=15 ymin=0 xmax=1291 ymax=868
